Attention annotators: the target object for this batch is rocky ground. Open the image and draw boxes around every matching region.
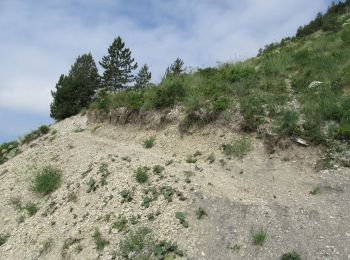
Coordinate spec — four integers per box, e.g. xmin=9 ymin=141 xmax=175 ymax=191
xmin=0 ymin=115 xmax=349 ymax=260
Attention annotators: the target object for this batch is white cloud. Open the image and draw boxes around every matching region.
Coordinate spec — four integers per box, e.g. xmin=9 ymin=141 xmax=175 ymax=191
xmin=0 ymin=0 xmax=330 ymax=115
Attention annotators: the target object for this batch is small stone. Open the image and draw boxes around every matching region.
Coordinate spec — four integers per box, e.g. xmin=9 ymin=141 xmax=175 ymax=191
xmin=5 ymin=245 xmax=12 ymax=251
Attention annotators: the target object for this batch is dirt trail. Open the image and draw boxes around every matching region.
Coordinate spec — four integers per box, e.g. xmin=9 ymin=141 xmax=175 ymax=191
xmin=0 ymin=115 xmax=349 ymax=259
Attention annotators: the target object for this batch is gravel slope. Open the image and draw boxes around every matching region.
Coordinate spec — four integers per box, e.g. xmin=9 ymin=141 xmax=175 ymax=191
xmin=0 ymin=115 xmax=349 ymax=260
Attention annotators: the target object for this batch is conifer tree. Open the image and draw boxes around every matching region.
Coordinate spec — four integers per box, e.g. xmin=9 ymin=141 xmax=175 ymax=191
xmin=50 ymin=53 xmax=100 ymax=120
xmin=165 ymin=58 xmax=184 ymax=77
xmin=134 ymin=64 xmax=151 ymax=89
xmin=99 ymin=36 xmax=138 ymax=91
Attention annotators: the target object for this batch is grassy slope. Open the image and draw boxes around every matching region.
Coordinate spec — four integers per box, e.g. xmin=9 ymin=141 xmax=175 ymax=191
xmin=92 ymin=12 xmax=350 ymax=146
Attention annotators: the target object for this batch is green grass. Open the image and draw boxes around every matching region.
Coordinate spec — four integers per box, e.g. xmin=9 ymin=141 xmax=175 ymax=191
xmin=92 ymin=229 xmax=109 ymax=251
xmin=112 ymin=216 xmax=128 ymax=232
xmin=24 ymin=202 xmax=38 ymax=216
xmin=222 ymin=138 xmax=253 ymax=158
xmin=252 ymin=227 xmax=267 ymax=246
xmin=21 ymin=125 xmax=50 ymax=144
xmin=281 ymin=251 xmax=301 ymax=260
xmin=32 ymin=166 xmax=62 ymax=195
xmin=118 ymin=227 xmax=152 ymax=259
xmin=120 ymin=189 xmax=134 ymax=203
xmin=153 ymin=165 xmax=165 ymax=174
xmin=143 ymin=136 xmax=156 ymax=149
xmin=135 ymin=167 xmax=149 ymax=184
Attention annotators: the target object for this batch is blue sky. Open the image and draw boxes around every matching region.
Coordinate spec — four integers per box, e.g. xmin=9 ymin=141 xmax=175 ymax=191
xmin=0 ymin=0 xmax=336 ymax=143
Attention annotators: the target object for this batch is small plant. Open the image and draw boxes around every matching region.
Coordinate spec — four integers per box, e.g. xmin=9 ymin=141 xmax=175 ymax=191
xmin=142 ymin=196 xmax=153 ymax=208
xmin=195 ymin=207 xmax=207 ymax=219
xmin=113 ymin=216 xmax=128 ymax=232
xmin=161 ymin=186 xmax=174 ymax=202
xmin=118 ymin=227 xmax=152 ymax=259
xmin=206 ymin=154 xmax=215 ymax=164
xmin=39 ymin=238 xmax=53 ymax=256
xmin=281 ymin=251 xmax=301 ymax=260
xmin=39 ymin=125 xmax=50 ymax=135
xmin=222 ymin=138 xmax=252 ymax=158
xmin=130 ymin=215 xmax=140 ymax=225
xmin=143 ymin=136 xmax=156 ymax=149
xmin=175 ymin=212 xmax=189 ymax=228
xmin=92 ymin=229 xmax=109 ymax=251
xmin=0 ymin=233 xmax=10 ymax=246
xmin=153 ymin=240 xmax=184 ymax=258
xmin=32 ymin=166 xmax=62 ymax=195
xmin=310 ymin=187 xmax=320 ymax=195
xmin=135 ymin=167 xmax=149 ymax=184
xmin=186 ymin=155 xmax=197 ymax=163
xmin=87 ymin=178 xmax=97 ymax=193
xmin=24 ymin=202 xmax=38 ymax=216
xmin=153 ymin=165 xmax=165 ymax=174
xmin=120 ymin=189 xmax=134 ymax=203
xmin=252 ymin=227 xmax=267 ymax=246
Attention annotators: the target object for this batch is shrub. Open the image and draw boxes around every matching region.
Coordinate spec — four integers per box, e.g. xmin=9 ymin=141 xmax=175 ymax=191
xmin=222 ymin=138 xmax=252 ymax=158
xmin=153 ymin=165 xmax=165 ymax=175
xmin=0 ymin=141 xmax=20 ymax=165
xmin=281 ymin=251 xmax=301 ymax=260
xmin=143 ymin=136 xmax=156 ymax=149
xmin=275 ymin=109 xmax=300 ymax=136
xmin=32 ymin=166 xmax=62 ymax=195
xmin=135 ymin=167 xmax=149 ymax=184
xmin=38 ymin=125 xmax=50 ymax=135
xmin=112 ymin=216 xmax=128 ymax=232
xmin=240 ymin=93 xmax=266 ymax=131
xmin=175 ymin=212 xmax=189 ymax=228
xmin=24 ymin=202 xmax=38 ymax=216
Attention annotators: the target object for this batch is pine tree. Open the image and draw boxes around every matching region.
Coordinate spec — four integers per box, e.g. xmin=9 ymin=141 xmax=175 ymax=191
xmin=134 ymin=64 xmax=151 ymax=89
xmin=50 ymin=53 xmax=100 ymax=120
xmin=100 ymin=36 xmax=138 ymax=91
xmin=165 ymin=58 xmax=184 ymax=77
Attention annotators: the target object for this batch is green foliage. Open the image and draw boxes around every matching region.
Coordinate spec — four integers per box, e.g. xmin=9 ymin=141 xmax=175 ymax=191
xmin=252 ymin=227 xmax=267 ymax=246
xmin=0 ymin=140 xmax=20 ymax=165
xmin=222 ymin=138 xmax=252 ymax=158
xmin=143 ymin=136 xmax=156 ymax=149
xmin=206 ymin=154 xmax=215 ymax=164
xmin=281 ymin=251 xmax=301 ymax=260
xmin=120 ymin=189 xmax=134 ymax=203
xmin=24 ymin=202 xmax=38 ymax=216
xmin=51 ymin=53 xmax=100 ymax=120
xmin=112 ymin=216 xmax=128 ymax=232
xmin=275 ymin=109 xmax=300 ymax=136
xmin=21 ymin=125 xmax=50 ymax=144
xmin=38 ymin=125 xmax=50 ymax=135
xmin=92 ymin=229 xmax=109 ymax=251
xmin=118 ymin=227 xmax=152 ymax=259
xmin=310 ymin=187 xmax=320 ymax=195
xmin=153 ymin=240 xmax=184 ymax=259
xmin=342 ymin=24 xmax=350 ymax=45
xmin=161 ymin=186 xmax=174 ymax=202
xmin=0 ymin=233 xmax=10 ymax=246
xmin=135 ymin=167 xmax=149 ymax=184
xmin=153 ymin=165 xmax=165 ymax=175
xmin=32 ymin=166 xmax=62 ymax=195
xmin=165 ymin=58 xmax=185 ymax=77
xmin=175 ymin=212 xmax=189 ymax=228
xmin=134 ymin=64 xmax=152 ymax=89
xmin=99 ymin=36 xmax=137 ymax=91
xmin=87 ymin=178 xmax=97 ymax=193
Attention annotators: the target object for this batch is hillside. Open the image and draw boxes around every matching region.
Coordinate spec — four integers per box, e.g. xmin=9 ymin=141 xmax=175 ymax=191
xmin=0 ymin=115 xmax=349 ymax=260
xmin=1 ymin=2 xmax=350 ymax=260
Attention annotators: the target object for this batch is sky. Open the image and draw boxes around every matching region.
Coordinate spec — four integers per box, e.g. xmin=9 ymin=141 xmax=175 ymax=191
xmin=0 ymin=0 xmax=337 ymax=143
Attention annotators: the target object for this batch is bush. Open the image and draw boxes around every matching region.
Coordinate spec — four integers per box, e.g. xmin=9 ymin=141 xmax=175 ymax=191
xmin=38 ymin=125 xmax=50 ymax=135
xmin=222 ymin=138 xmax=253 ymax=158
xmin=135 ymin=167 xmax=149 ymax=184
xmin=118 ymin=227 xmax=152 ymax=259
xmin=92 ymin=229 xmax=109 ymax=251
xmin=342 ymin=24 xmax=350 ymax=45
xmin=240 ymin=92 xmax=266 ymax=131
xmin=21 ymin=125 xmax=51 ymax=144
xmin=275 ymin=109 xmax=300 ymax=136
xmin=32 ymin=166 xmax=62 ymax=195
xmin=151 ymin=76 xmax=186 ymax=108
xmin=0 ymin=141 xmax=20 ymax=165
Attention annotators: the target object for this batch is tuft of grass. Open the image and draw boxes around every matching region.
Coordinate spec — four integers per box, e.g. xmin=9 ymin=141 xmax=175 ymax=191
xmin=86 ymin=178 xmax=97 ymax=193
xmin=118 ymin=227 xmax=152 ymax=259
xmin=39 ymin=238 xmax=53 ymax=256
xmin=39 ymin=125 xmax=50 ymax=135
xmin=281 ymin=251 xmax=301 ymax=260
xmin=161 ymin=186 xmax=174 ymax=202
xmin=252 ymin=227 xmax=267 ymax=246
xmin=24 ymin=202 xmax=38 ymax=216
xmin=222 ymin=138 xmax=252 ymax=158
xmin=120 ymin=189 xmax=134 ymax=203
xmin=135 ymin=167 xmax=149 ymax=184
xmin=0 ymin=233 xmax=10 ymax=246
xmin=143 ymin=136 xmax=156 ymax=149
xmin=153 ymin=165 xmax=165 ymax=175
xmin=175 ymin=212 xmax=189 ymax=228
xmin=112 ymin=216 xmax=128 ymax=232
xmin=195 ymin=207 xmax=208 ymax=219
xmin=206 ymin=154 xmax=215 ymax=164
xmin=32 ymin=166 xmax=62 ymax=195
xmin=92 ymin=229 xmax=109 ymax=251
xmin=310 ymin=187 xmax=320 ymax=195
